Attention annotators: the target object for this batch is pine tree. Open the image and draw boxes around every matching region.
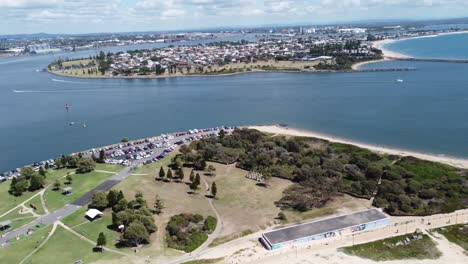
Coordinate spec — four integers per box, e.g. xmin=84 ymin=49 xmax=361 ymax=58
xmin=159 ymin=167 xmax=165 ymax=179
xmin=96 ymin=232 xmax=107 ymax=252
xmin=195 ymin=173 xmax=201 ymax=186
xmin=98 ymin=149 xmax=106 ymax=163
xmin=177 ymin=168 xmax=184 ymax=182
xmin=189 ymin=170 xmax=195 ymax=182
xmin=153 ymin=194 xmax=165 ymax=215
xmin=166 ymin=169 xmax=173 ymax=181
xmin=211 ymin=182 xmax=217 ymax=198
xmin=44 ymin=162 xmax=49 ymax=170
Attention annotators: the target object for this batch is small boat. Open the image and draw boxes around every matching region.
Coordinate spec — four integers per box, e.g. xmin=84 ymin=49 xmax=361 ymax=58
xmin=69 ymin=122 xmax=75 ymax=126
xmin=396 ymin=79 xmax=404 ymax=83
xmin=82 ymin=122 xmax=87 ymax=128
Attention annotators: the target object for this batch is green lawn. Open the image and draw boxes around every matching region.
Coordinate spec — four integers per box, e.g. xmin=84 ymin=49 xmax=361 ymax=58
xmin=341 ymin=233 xmax=441 ymax=261
xmin=0 ymin=225 xmax=52 ymax=264
xmin=434 ymin=224 xmax=468 ymax=252
xmin=95 ymin=163 xmax=125 ymax=173
xmin=28 ymin=194 xmax=46 ymax=215
xmin=29 ymin=225 xmax=119 ymax=264
xmin=43 ymin=171 xmax=115 ymax=212
xmin=0 ymin=168 xmax=74 ymax=216
xmin=63 ymin=208 xmax=128 ymax=253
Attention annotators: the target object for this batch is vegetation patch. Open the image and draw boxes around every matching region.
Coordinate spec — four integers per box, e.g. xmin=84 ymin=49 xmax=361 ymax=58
xmin=182 ymin=258 xmax=224 ymax=264
xmin=166 ymin=213 xmax=216 ymax=252
xmin=190 ymin=129 xmax=467 ymax=216
xmin=341 ymin=233 xmax=441 ymax=261
xmin=433 ymin=224 xmax=468 ymax=252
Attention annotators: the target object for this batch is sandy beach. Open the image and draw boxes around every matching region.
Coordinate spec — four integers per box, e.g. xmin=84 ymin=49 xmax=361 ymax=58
xmin=372 ymin=30 xmax=468 ymax=59
xmin=249 ymin=125 xmax=468 ymax=169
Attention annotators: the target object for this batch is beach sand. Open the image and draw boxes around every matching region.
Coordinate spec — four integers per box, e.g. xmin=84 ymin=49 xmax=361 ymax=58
xmin=249 ymin=125 xmax=468 ymax=169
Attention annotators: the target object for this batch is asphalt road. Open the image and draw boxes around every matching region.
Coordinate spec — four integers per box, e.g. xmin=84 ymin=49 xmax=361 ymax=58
xmin=0 ymin=128 xmax=231 ymax=246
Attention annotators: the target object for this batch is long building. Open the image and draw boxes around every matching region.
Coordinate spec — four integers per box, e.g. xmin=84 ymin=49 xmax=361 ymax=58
xmin=261 ymin=208 xmax=390 ymax=250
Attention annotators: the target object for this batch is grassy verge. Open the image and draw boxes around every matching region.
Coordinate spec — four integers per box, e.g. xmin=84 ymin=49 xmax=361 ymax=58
xmin=29 ymin=225 xmax=119 ymax=263
xmin=210 ymin=229 xmax=254 ymax=247
xmin=433 ymin=224 xmax=468 ymax=251
xmin=95 ymin=163 xmax=125 ymax=173
xmin=182 ymin=258 xmax=224 ymax=264
xmin=43 ymin=171 xmax=115 ymax=212
xmin=341 ymin=233 xmax=441 ymax=261
xmin=0 ymin=225 xmax=52 ymax=263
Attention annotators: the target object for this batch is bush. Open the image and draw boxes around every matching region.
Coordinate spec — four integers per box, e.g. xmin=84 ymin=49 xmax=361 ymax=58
xmin=203 ymin=216 xmax=217 ymax=233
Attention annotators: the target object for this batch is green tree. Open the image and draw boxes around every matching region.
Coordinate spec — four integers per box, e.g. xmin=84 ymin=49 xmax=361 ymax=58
xmin=66 ymin=173 xmax=73 ymax=184
xmin=21 ymin=167 xmax=37 ymax=179
xmin=153 ymin=194 xmax=165 ymax=215
xmin=113 ymin=198 xmax=128 ymax=213
xmin=211 ymin=182 xmax=217 ymax=198
xmin=29 ymin=174 xmax=45 ymax=191
xmin=76 ymin=158 xmax=96 ymax=174
xmin=96 ymin=232 xmax=107 ymax=252
xmin=135 ymin=191 xmax=147 ymax=208
xmin=39 ymin=167 xmax=46 ymax=177
xmin=219 ymin=129 xmax=226 ymax=139
xmin=121 ymin=137 xmax=129 ymax=143
xmin=89 ymin=191 xmax=108 ymax=210
xmin=123 ymin=221 xmax=150 ymax=246
xmin=189 ymin=170 xmax=195 ymax=182
xmin=166 ymin=169 xmax=173 ymax=181
xmin=98 ymin=150 xmax=106 ymax=163
xmin=107 ymin=190 xmax=121 ymax=207
xmin=176 ymin=168 xmax=184 ymax=182
xmin=44 ymin=162 xmax=49 ymax=170
xmin=195 ymin=173 xmax=201 ymax=186
xmin=159 ymin=167 xmax=165 ymax=179
xmin=53 ymin=180 xmax=61 ymax=191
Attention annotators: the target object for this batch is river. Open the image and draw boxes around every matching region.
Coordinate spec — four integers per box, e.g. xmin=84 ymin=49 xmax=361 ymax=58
xmin=1 ymin=35 xmax=468 ymax=172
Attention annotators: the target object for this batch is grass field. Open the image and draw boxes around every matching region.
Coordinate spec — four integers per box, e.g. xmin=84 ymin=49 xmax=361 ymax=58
xmin=43 ymin=171 xmax=115 ymax=212
xmin=30 ymin=225 xmax=119 ymax=264
xmin=28 ymin=194 xmax=46 ymax=215
xmin=341 ymin=233 xmax=442 ymax=261
xmin=0 ymin=225 xmax=52 ymax=263
xmin=95 ymin=163 xmax=125 ymax=173
xmin=434 ymin=224 xmax=468 ymax=252
xmin=203 ymin=163 xmax=293 ymax=238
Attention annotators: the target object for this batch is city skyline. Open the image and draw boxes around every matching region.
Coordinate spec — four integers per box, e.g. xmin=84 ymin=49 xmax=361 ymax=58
xmin=1 ymin=0 xmax=468 ymax=34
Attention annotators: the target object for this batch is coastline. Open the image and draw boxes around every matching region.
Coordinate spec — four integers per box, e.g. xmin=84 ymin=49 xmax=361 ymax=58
xmin=372 ymin=30 xmax=468 ymax=59
xmin=249 ymin=125 xmax=468 ymax=169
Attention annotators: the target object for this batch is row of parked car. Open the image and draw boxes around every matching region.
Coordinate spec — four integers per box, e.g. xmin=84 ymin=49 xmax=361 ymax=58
xmin=0 ymin=126 xmax=237 ymax=183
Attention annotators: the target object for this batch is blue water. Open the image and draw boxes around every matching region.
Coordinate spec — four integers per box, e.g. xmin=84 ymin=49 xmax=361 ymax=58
xmin=1 ymin=36 xmax=468 ymax=172
xmin=384 ymin=32 xmax=468 ymax=59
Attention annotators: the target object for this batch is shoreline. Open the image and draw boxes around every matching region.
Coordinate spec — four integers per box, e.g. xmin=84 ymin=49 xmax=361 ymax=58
xmin=372 ymin=30 xmax=468 ymax=59
xmin=249 ymin=125 xmax=468 ymax=169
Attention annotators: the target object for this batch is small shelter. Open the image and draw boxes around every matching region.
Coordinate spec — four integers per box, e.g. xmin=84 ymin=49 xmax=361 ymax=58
xmin=62 ymin=187 xmax=73 ymax=195
xmin=85 ymin=209 xmax=103 ymax=221
xmin=0 ymin=220 xmax=12 ymax=231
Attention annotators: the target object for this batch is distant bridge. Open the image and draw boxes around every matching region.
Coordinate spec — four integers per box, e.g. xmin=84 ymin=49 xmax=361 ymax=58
xmin=387 ymin=57 xmax=468 ymax=63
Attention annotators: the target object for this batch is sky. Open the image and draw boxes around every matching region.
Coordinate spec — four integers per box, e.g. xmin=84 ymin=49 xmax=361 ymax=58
xmin=1 ymin=0 xmax=468 ymax=35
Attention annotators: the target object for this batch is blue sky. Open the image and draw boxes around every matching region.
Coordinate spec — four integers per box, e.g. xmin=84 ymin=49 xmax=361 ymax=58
xmin=1 ymin=0 xmax=467 ymax=34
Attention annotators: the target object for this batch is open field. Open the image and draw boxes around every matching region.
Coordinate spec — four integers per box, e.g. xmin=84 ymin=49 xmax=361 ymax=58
xmin=43 ymin=171 xmax=115 ymax=212
xmin=341 ymin=233 xmax=441 ymax=261
xmin=433 ymin=224 xmax=468 ymax=252
xmin=0 ymin=182 xmax=37 ymax=216
xmin=0 ymin=225 xmax=52 ymax=263
xmin=0 ymin=208 xmax=36 ymax=235
xmin=95 ymin=163 xmax=125 ymax=173
xmin=29 ymin=225 xmax=118 ymax=264
xmin=203 ymin=162 xmax=292 ymax=238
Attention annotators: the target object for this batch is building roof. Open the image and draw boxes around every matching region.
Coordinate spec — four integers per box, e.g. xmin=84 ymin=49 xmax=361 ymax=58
xmin=0 ymin=220 xmax=12 ymax=227
xmin=263 ymin=209 xmax=388 ymax=245
xmin=85 ymin=209 xmax=103 ymax=219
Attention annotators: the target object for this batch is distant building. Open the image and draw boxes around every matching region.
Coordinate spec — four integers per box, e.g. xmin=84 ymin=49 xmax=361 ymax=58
xmin=338 ymin=28 xmax=367 ymax=34
xmin=26 ymin=43 xmax=61 ymax=54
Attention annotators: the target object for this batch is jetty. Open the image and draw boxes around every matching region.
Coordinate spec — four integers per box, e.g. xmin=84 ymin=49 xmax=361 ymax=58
xmin=388 ymin=57 xmax=468 ymax=63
